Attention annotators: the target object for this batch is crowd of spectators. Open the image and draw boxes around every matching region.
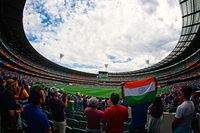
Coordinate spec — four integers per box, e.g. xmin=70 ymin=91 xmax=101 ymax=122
xmin=0 ymin=72 xmax=200 ymax=133
xmin=1 ymin=39 xmax=97 ymax=79
xmin=1 ymin=37 xmax=200 ymax=88
xmin=1 ymin=39 xmax=98 ymax=87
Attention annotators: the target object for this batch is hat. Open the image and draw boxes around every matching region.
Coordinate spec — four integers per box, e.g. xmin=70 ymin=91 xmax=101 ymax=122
xmin=89 ymin=97 xmax=98 ymax=106
xmin=6 ymin=79 xmax=16 ymax=89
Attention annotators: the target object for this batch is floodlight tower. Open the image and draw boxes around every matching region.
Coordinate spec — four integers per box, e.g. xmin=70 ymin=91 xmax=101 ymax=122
xmin=59 ymin=53 xmax=64 ymax=63
xmin=105 ymin=64 xmax=108 ymax=72
xmin=146 ymin=60 xmax=150 ymax=67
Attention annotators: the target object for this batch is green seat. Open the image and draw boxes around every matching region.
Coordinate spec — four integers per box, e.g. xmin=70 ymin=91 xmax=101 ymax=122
xmin=74 ymin=114 xmax=85 ymax=121
xmin=22 ymin=121 xmax=28 ymax=132
xmin=66 ymin=125 xmax=72 ymax=133
xmin=123 ymin=122 xmax=130 ymax=132
xmin=74 ymin=111 xmax=84 ymax=116
xmin=79 ymin=120 xmax=86 ymax=129
xmin=70 ymin=127 xmax=86 ymax=133
xmin=49 ymin=120 xmax=54 ymax=130
xmin=67 ymin=118 xmax=79 ymax=128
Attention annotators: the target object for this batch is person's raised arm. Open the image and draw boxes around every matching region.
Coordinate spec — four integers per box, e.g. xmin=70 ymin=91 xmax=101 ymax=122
xmin=64 ymin=96 xmax=68 ymax=108
xmin=121 ymin=82 xmax=125 ymax=100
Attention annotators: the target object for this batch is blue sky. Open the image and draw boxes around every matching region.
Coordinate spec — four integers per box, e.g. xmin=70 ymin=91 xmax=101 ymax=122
xmin=23 ymin=0 xmax=182 ymax=73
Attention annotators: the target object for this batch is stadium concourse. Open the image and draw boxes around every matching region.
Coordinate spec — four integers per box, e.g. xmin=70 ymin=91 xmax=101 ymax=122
xmin=0 ymin=0 xmax=200 ymax=133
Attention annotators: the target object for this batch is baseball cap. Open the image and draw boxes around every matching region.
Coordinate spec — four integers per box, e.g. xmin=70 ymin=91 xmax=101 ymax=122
xmin=89 ymin=97 xmax=98 ymax=106
xmin=6 ymin=79 xmax=16 ymax=89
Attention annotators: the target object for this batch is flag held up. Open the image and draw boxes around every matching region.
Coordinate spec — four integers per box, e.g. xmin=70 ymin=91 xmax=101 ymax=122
xmin=122 ymin=77 xmax=157 ymax=105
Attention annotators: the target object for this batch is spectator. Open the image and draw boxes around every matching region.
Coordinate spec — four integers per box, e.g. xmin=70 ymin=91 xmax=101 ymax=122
xmin=16 ymin=81 xmax=29 ymax=106
xmin=147 ymin=96 xmax=163 ymax=133
xmin=24 ymin=86 xmax=52 ymax=133
xmin=66 ymin=95 xmax=75 ymax=118
xmin=83 ymin=97 xmax=88 ymax=109
xmin=24 ymin=84 xmax=30 ymax=95
xmin=0 ymin=79 xmax=21 ymax=133
xmin=61 ymin=92 xmax=68 ymax=107
xmin=103 ymin=93 xmax=128 ymax=133
xmin=172 ymin=86 xmax=195 ymax=133
xmin=48 ymin=92 xmax=67 ymax=133
xmin=129 ymin=103 xmax=150 ymax=133
xmin=169 ymin=94 xmax=179 ymax=113
xmin=190 ymin=89 xmax=200 ymax=133
xmin=84 ymin=97 xmax=104 ymax=133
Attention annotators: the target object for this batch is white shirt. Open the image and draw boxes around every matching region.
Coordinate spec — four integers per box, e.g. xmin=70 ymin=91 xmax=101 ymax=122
xmin=175 ymin=101 xmax=195 ymax=118
xmin=175 ymin=100 xmax=195 ymax=128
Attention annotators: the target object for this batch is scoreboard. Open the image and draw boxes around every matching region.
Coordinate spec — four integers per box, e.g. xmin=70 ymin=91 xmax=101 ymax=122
xmin=98 ymin=71 xmax=108 ymax=78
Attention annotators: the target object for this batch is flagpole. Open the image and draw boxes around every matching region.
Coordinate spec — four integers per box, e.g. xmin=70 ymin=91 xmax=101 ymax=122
xmin=121 ymin=82 xmax=125 ymax=99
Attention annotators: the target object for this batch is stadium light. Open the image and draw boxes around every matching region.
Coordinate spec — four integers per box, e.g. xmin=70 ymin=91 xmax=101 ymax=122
xmin=105 ymin=64 xmax=108 ymax=72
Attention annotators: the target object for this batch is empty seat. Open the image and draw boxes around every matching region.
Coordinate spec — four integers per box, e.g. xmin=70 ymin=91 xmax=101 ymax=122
xmin=66 ymin=125 xmax=72 ymax=133
xmin=123 ymin=122 xmax=130 ymax=132
xmin=22 ymin=121 xmax=28 ymax=132
xmin=67 ymin=118 xmax=79 ymax=128
xmin=74 ymin=114 xmax=85 ymax=121
xmin=49 ymin=120 xmax=54 ymax=130
xmin=74 ymin=111 xmax=84 ymax=116
xmin=70 ymin=127 xmax=86 ymax=133
xmin=79 ymin=120 xmax=86 ymax=129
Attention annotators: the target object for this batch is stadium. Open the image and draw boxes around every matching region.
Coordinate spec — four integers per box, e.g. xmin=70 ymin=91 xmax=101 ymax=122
xmin=0 ymin=0 xmax=200 ymax=133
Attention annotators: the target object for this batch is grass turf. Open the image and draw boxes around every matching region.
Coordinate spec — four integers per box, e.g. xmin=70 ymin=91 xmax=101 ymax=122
xmin=35 ymin=84 xmax=170 ymax=98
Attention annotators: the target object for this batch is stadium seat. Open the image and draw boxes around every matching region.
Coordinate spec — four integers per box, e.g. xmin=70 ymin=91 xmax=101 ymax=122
xmin=67 ymin=118 xmax=79 ymax=128
xmin=22 ymin=121 xmax=28 ymax=132
xmin=66 ymin=125 xmax=72 ymax=133
xmin=74 ymin=114 xmax=86 ymax=121
xmin=123 ymin=122 xmax=130 ymax=132
xmin=74 ymin=110 xmax=84 ymax=116
xmin=49 ymin=120 xmax=54 ymax=131
xmin=70 ymin=127 xmax=86 ymax=133
xmin=78 ymin=120 xmax=86 ymax=129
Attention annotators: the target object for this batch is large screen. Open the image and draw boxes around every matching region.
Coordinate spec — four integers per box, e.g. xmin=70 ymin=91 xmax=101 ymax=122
xmin=98 ymin=71 xmax=108 ymax=78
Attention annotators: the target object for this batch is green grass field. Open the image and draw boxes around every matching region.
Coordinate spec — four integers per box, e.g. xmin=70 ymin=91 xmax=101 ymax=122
xmin=35 ymin=84 xmax=170 ymax=98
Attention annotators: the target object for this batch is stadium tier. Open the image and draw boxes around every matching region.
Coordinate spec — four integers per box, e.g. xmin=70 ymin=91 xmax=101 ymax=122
xmin=0 ymin=0 xmax=200 ymax=87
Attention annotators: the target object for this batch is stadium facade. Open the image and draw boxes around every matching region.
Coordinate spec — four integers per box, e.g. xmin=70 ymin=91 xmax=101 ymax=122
xmin=0 ymin=0 xmax=200 ymax=87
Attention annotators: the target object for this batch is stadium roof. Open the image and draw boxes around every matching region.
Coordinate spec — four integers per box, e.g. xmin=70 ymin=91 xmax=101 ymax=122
xmin=0 ymin=0 xmax=200 ymax=76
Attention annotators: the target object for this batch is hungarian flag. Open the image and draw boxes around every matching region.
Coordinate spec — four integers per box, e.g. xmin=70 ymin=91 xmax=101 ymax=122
xmin=123 ymin=77 xmax=157 ymax=105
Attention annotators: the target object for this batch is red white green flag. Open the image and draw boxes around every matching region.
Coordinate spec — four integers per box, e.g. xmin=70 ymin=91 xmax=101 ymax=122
xmin=123 ymin=77 xmax=157 ymax=105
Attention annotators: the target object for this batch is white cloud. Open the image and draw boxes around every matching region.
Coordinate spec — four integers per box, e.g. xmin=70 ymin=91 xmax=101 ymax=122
xmin=23 ymin=0 xmax=182 ymax=74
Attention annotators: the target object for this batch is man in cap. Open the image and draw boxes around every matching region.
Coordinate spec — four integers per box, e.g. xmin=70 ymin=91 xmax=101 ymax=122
xmin=84 ymin=97 xmax=104 ymax=133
